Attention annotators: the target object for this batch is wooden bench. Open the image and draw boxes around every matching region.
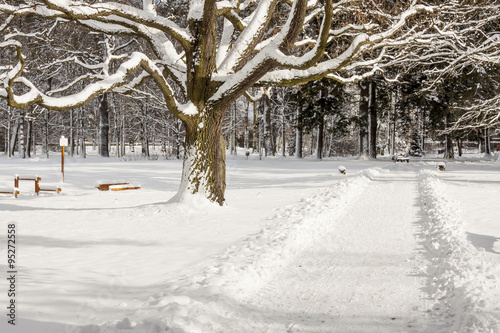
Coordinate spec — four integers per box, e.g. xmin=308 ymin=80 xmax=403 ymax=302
xmin=0 ymin=188 xmax=20 ymax=198
xmin=39 ymin=185 xmax=62 ymax=194
xmin=395 ymin=156 xmax=410 ymax=163
xmin=109 ymin=184 xmax=141 ymax=191
xmin=96 ymin=182 xmax=130 ymax=191
xmin=14 ymin=175 xmax=41 ymax=194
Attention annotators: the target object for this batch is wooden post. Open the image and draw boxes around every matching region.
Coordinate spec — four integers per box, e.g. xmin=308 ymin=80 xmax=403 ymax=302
xmin=60 ymin=136 xmax=68 ymax=182
xmin=61 ymin=146 xmax=65 ymax=182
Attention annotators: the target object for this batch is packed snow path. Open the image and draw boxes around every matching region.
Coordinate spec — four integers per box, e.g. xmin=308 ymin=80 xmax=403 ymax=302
xmin=1 ymin=158 xmax=499 ymax=333
xmin=230 ymin=170 xmax=434 ymax=332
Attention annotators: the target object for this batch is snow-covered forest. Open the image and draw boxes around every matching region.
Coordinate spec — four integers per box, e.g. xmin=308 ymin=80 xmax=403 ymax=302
xmin=1 ymin=0 xmax=500 ymax=203
xmin=1 ymin=0 xmax=500 ymax=332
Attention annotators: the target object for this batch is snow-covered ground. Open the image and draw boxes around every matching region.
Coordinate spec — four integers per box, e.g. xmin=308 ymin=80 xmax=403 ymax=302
xmin=0 ymin=153 xmax=499 ymax=333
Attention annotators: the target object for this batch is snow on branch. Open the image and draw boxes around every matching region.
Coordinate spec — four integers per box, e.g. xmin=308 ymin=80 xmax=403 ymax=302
xmin=38 ymin=0 xmax=193 ymax=47
xmin=447 ymin=95 xmax=500 ymax=132
xmin=1 ymin=49 xmax=184 ymax=120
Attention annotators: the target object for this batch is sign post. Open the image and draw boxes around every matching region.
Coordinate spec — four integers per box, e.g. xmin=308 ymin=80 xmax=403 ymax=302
xmin=59 ymin=136 xmax=68 ymax=182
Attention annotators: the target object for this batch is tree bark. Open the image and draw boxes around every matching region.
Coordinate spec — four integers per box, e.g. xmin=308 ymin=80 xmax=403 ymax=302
xmin=281 ymin=107 xmax=285 ymax=157
xmin=7 ymin=107 xmax=11 ymax=157
xmin=295 ymin=105 xmax=303 ymax=158
xmin=485 ymin=128 xmax=491 ymax=155
xmin=174 ymin=108 xmax=227 ymax=205
xmin=80 ymin=108 xmax=86 ymax=158
xmin=358 ymin=80 xmax=369 ymax=158
xmin=18 ymin=114 xmax=26 ymax=158
xmin=316 ymin=115 xmax=324 ymax=160
xmin=444 ymin=135 xmax=454 ymax=159
xmin=10 ymin=120 xmax=19 ymax=157
xmin=70 ymin=109 xmax=75 ymax=157
xmin=26 ymin=117 xmax=33 ymax=158
xmin=99 ymin=93 xmax=110 ymax=157
xmin=368 ymin=80 xmax=377 ymax=159
xmin=142 ymin=120 xmax=150 ymax=157
xmin=443 ymin=114 xmax=454 ymax=159
xmin=244 ymin=99 xmax=250 ymax=151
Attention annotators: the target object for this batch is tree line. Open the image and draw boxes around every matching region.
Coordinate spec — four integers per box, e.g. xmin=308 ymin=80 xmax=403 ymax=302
xmin=1 ymin=0 xmax=499 ymax=204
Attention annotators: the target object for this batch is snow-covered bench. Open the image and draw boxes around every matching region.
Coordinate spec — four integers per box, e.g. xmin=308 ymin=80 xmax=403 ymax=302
xmin=109 ymin=184 xmax=141 ymax=191
xmin=39 ymin=185 xmax=62 ymax=194
xmin=14 ymin=174 xmax=41 ymax=194
xmin=96 ymin=181 xmax=130 ymax=191
xmin=395 ymin=156 xmax=409 ymax=163
xmin=0 ymin=187 xmax=20 ymax=198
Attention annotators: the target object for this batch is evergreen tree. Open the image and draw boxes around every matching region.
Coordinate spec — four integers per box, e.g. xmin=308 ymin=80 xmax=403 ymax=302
xmin=408 ymin=132 xmax=423 ymax=157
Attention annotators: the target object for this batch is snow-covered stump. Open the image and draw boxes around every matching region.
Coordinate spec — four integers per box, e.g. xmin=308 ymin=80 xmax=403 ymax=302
xmin=437 ymin=162 xmax=446 ymax=171
xmin=338 ymin=166 xmax=346 ymax=175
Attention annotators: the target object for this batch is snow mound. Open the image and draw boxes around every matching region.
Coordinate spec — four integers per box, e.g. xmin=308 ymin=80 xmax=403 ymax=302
xmin=97 ymin=169 xmax=377 ymax=333
xmin=418 ymin=170 xmax=500 ymax=332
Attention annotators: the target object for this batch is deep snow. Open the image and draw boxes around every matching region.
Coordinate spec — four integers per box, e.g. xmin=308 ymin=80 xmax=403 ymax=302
xmin=0 ymin=153 xmax=499 ymax=333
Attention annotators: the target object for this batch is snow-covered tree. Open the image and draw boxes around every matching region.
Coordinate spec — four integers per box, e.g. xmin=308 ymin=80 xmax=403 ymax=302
xmin=0 ymin=0 xmax=470 ymax=204
xmin=408 ymin=131 xmax=423 ymax=157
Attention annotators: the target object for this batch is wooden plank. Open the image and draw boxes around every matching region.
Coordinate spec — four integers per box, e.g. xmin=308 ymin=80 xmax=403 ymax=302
xmin=0 ymin=188 xmax=19 ymax=198
xmin=97 ymin=182 xmax=129 ymax=191
xmin=39 ymin=186 xmax=62 ymax=194
xmin=109 ymin=185 xmax=141 ymax=191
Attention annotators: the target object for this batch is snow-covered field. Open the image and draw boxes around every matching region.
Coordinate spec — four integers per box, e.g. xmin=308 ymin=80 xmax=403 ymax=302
xmin=1 ymin=153 xmax=499 ymax=333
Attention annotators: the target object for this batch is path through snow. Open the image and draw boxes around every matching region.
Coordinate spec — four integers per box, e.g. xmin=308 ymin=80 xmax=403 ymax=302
xmin=112 ymin=167 xmax=499 ymax=333
xmin=1 ymin=158 xmax=498 ymax=333
xmin=227 ymin=169 xmax=435 ymax=332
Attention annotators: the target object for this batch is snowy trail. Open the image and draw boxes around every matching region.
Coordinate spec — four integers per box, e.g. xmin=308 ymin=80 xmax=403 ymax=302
xmin=231 ymin=169 xmax=435 ymax=332
xmin=4 ymin=158 xmax=498 ymax=333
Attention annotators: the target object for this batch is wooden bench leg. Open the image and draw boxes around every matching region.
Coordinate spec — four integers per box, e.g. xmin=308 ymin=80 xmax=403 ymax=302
xmin=35 ymin=178 xmax=41 ymax=195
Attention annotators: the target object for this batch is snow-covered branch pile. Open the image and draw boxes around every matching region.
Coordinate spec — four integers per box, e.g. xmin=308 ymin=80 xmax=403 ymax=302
xmin=417 ymin=170 xmax=500 ymax=333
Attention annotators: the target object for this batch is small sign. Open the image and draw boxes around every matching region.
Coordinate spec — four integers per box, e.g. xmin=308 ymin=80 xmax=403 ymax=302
xmin=59 ymin=136 xmax=68 ymax=147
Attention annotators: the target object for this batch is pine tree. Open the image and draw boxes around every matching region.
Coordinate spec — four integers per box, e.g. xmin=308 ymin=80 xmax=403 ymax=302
xmin=408 ymin=132 xmax=423 ymax=157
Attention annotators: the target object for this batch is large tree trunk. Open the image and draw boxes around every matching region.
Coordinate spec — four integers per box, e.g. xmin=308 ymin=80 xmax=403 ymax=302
xmin=172 ymin=109 xmax=227 ymax=205
xmin=358 ymin=80 xmax=369 ymax=158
